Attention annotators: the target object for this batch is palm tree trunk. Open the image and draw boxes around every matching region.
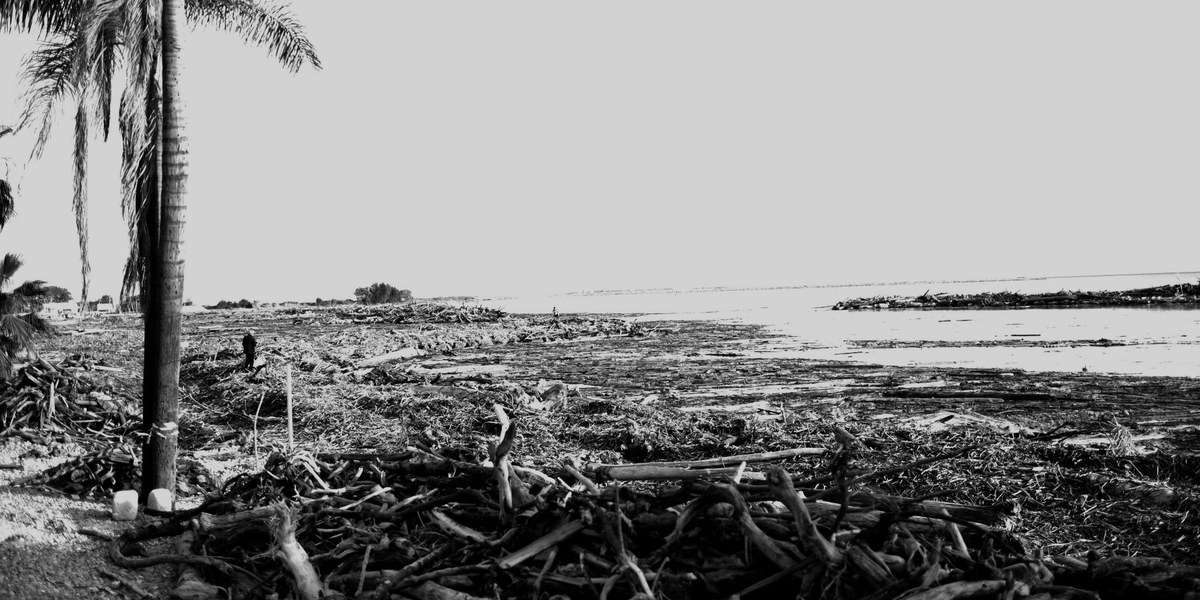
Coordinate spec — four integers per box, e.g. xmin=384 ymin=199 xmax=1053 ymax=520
xmin=143 ymin=0 xmax=188 ymax=499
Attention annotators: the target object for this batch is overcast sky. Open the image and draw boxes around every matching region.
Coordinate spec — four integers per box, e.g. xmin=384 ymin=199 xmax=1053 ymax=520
xmin=0 ymin=1 xmax=1197 ymax=305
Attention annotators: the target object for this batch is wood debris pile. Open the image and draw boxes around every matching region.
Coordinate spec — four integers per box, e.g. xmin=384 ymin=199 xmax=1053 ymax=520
xmin=8 ymin=306 xmax=1199 ymax=598
xmin=337 ymin=303 xmax=508 ymax=324
xmin=13 ymin=444 xmax=218 ymax=500
xmin=14 ymin=445 xmax=140 ymax=499
xmin=225 ymin=314 xmax=643 ymax=375
xmin=358 ymin=315 xmax=645 ymax=356
xmin=106 ymin=412 xmax=1200 ymax=600
xmin=833 ymin=283 xmax=1200 ymax=310
xmin=0 ymin=356 xmax=136 ymax=440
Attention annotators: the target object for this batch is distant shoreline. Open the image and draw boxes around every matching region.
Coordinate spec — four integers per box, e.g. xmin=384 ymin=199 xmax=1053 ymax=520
xmin=491 ymin=269 xmax=1200 ymax=299
xmin=832 ymin=282 xmax=1200 ymax=311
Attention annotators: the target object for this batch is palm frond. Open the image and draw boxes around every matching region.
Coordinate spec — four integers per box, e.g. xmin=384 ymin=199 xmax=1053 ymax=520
xmin=0 ymin=341 xmax=16 ymax=380
xmin=118 ymin=72 xmax=147 ymax=219
xmin=80 ymin=0 xmax=126 ymax=53
xmin=187 ymin=0 xmax=321 ymax=72
xmin=119 ymin=60 xmax=159 ymax=220
xmin=0 ymin=313 xmax=37 ymax=355
xmin=73 ymin=102 xmax=90 ymax=306
xmin=0 ymin=254 xmax=22 ymax=288
xmin=18 ymin=311 xmax=52 ymax=334
xmin=0 ymin=179 xmax=13 ymax=230
xmin=17 ymin=2 xmax=126 ymax=153
xmin=120 ymin=251 xmax=141 ymax=309
xmin=122 ymin=0 xmax=159 ymax=86
xmin=17 ymin=34 xmax=85 ymax=159
xmin=0 ymin=0 xmax=88 ymax=35
xmin=120 ymin=178 xmax=155 ymax=309
xmin=92 ymin=25 xmax=118 ymax=140
xmin=119 ymin=72 xmax=158 ymax=310
xmin=73 ymin=0 xmax=128 ymax=143
xmin=119 ymin=178 xmax=154 ymax=309
xmin=0 ymin=124 xmax=13 ymax=138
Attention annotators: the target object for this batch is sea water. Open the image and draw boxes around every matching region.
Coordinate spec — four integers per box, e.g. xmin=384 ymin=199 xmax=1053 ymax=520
xmin=486 ymin=272 xmax=1200 ymax=378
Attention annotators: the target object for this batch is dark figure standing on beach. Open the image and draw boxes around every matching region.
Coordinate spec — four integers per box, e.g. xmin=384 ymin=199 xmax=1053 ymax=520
xmin=242 ymin=333 xmax=257 ymax=371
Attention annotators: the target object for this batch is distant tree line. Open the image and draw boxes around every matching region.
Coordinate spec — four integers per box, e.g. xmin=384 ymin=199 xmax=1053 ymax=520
xmin=207 ymin=299 xmax=256 ymax=310
xmin=314 ymin=298 xmax=354 ymax=307
xmin=194 ymin=283 xmax=415 ymax=310
xmin=354 ymin=283 xmax=413 ymax=304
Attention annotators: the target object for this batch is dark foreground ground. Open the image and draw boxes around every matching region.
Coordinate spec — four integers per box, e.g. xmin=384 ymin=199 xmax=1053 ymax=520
xmin=4 ymin=303 xmax=1198 ymax=599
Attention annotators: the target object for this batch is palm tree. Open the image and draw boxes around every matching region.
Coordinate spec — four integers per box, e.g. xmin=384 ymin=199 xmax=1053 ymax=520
xmin=2 ymin=0 xmax=319 ymax=495
xmin=0 ymin=254 xmax=53 ymax=377
xmin=0 ymin=126 xmax=52 ymax=377
xmin=147 ymin=0 xmax=185 ymax=496
xmin=12 ymin=0 xmax=320 ymax=312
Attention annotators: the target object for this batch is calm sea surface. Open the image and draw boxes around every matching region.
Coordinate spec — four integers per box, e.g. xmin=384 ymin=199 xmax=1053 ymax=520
xmin=485 ymin=272 xmax=1200 ymax=378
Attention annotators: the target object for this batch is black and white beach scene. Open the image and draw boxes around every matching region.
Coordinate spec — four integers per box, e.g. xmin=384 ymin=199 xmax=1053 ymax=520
xmin=1 ymin=3 xmax=1198 ymax=599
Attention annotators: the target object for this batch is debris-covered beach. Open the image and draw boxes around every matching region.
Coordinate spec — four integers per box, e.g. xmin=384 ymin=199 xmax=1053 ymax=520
xmin=3 ymin=0 xmax=1199 ymax=596
xmin=2 ymin=301 xmax=1198 ymax=599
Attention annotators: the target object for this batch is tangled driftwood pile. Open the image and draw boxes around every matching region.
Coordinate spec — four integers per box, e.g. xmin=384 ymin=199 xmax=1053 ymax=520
xmin=353 ymin=314 xmax=644 ymax=356
xmin=15 ymin=445 xmax=141 ymax=499
xmin=100 ymin=410 xmax=1200 ymax=600
xmin=833 ymin=283 xmax=1200 ymax=310
xmin=224 ymin=314 xmax=643 ymax=374
xmin=0 ymin=355 xmax=136 ymax=441
xmin=338 ymin=303 xmax=509 ymax=325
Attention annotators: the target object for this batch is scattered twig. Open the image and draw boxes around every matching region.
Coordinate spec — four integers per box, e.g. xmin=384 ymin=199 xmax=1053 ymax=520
xmin=97 ymin=567 xmax=156 ymax=600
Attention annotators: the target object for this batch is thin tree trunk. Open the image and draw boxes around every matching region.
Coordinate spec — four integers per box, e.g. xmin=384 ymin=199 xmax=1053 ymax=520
xmin=143 ymin=0 xmax=188 ymax=499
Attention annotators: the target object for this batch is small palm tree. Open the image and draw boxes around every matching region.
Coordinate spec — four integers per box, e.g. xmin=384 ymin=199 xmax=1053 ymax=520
xmin=0 ymin=127 xmax=51 ymax=378
xmin=0 ymin=255 xmax=52 ymax=377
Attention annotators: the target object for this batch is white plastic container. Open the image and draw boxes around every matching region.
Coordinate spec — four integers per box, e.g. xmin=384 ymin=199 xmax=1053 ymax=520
xmin=112 ymin=490 xmax=138 ymax=521
xmin=147 ymin=488 xmax=173 ymax=512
